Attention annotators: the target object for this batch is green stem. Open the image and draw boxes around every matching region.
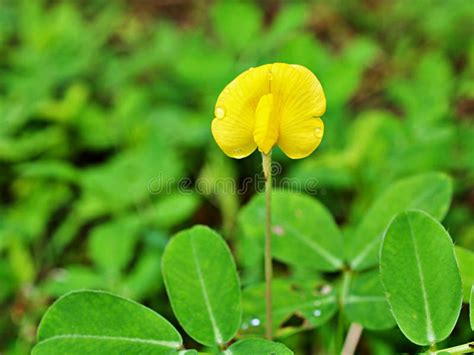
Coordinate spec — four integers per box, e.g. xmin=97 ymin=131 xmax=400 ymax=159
xmin=262 ymin=152 xmax=273 ymax=340
xmin=337 ymin=270 xmax=352 ymax=353
xmin=432 ymin=341 xmax=474 ymax=354
xmin=340 ymin=270 xmax=352 ymax=306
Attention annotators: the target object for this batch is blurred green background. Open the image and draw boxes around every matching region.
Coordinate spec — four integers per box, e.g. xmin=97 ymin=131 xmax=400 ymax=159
xmin=0 ymin=0 xmax=473 ymax=354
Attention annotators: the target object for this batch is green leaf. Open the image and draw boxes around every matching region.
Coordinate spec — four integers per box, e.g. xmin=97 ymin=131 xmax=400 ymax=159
xmin=2 ymin=182 xmax=71 ymax=243
xmin=326 ymin=38 xmax=380 ymax=108
xmin=211 ymin=1 xmax=262 ymax=52
xmin=33 ymin=290 xmax=183 ymax=354
xmin=33 ymin=338 xmax=190 ymax=355
xmin=388 ymin=52 xmax=452 ymax=123
xmin=151 ymin=193 xmax=200 ymax=230
xmin=289 ymin=111 xmax=404 ymax=194
xmin=0 ymin=258 xmax=16 ymax=302
xmin=275 ymin=34 xmax=326 ymax=73
xmin=88 ymin=216 xmax=141 ymax=275
xmin=380 ymin=210 xmax=462 ymax=345
xmin=8 ymin=239 xmax=35 ymax=284
xmin=454 ymin=246 xmax=474 ymax=302
xmin=162 ymin=225 xmax=241 ymax=346
xmin=224 ymin=338 xmax=293 ymax=355
xmin=80 ymin=141 xmax=183 ymax=212
xmin=174 ymin=33 xmax=232 ymax=90
xmin=242 ymin=279 xmax=337 ymax=338
xmin=343 ymin=271 xmax=396 ymax=330
xmin=120 ymin=248 xmax=163 ymax=300
xmin=42 ymin=265 xmax=103 ymax=297
xmin=471 ymin=287 xmax=474 ymax=331
xmin=239 ymin=190 xmax=344 ymax=275
xmin=17 ymin=160 xmax=79 ymax=182
xmin=347 ymin=172 xmax=452 ymax=271
xmin=268 ymin=3 xmax=308 ymax=39
xmin=199 ymin=148 xmax=239 ymax=238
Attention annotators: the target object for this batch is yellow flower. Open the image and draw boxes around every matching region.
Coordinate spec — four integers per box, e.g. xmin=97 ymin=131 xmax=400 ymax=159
xmin=211 ymin=63 xmax=326 ymax=159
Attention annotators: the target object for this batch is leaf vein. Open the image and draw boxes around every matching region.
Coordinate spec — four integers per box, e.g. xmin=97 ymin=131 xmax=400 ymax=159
xmin=345 ymin=295 xmax=387 ymax=304
xmin=37 ymin=334 xmax=181 ymax=348
xmin=190 ymin=237 xmax=224 ymax=345
xmin=407 ymin=215 xmax=436 ymax=344
xmin=284 ymin=224 xmax=343 ymax=269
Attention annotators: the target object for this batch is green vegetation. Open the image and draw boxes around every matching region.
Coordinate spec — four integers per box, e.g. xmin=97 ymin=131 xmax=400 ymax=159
xmin=0 ymin=0 xmax=473 ymax=354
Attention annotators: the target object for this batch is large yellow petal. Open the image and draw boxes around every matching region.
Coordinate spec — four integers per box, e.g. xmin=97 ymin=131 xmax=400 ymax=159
xmin=271 ymin=63 xmax=326 ymax=159
xmin=211 ymin=65 xmax=271 ymax=158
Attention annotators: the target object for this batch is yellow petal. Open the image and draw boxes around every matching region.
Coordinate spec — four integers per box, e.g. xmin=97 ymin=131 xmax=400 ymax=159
xmin=253 ymin=93 xmax=279 ymax=154
xmin=211 ymin=65 xmax=271 ymax=158
xmin=271 ymin=63 xmax=326 ymax=159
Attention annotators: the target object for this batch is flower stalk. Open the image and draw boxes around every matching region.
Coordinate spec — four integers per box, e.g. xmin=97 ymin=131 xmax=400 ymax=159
xmin=341 ymin=323 xmax=363 ymax=355
xmin=262 ymin=151 xmax=273 ymax=339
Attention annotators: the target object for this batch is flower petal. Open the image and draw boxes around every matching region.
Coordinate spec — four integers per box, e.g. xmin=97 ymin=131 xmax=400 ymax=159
xmin=253 ymin=93 xmax=279 ymax=154
xmin=279 ymin=116 xmax=324 ymax=159
xmin=211 ymin=65 xmax=271 ymax=158
xmin=271 ymin=63 xmax=326 ymax=159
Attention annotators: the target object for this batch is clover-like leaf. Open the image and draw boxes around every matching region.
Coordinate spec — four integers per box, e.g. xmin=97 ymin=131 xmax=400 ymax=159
xmin=347 ymin=172 xmax=452 ymax=271
xmin=33 ymin=290 xmax=184 ymax=355
xmin=224 ymin=338 xmax=293 ymax=355
xmin=239 ymin=190 xmax=344 ymax=278
xmin=242 ymin=279 xmax=337 ymax=338
xmin=454 ymin=246 xmax=474 ymax=302
xmin=471 ymin=287 xmax=474 ymax=331
xmin=343 ymin=271 xmax=396 ymax=330
xmin=162 ymin=225 xmax=241 ymax=347
xmin=380 ymin=210 xmax=462 ymax=346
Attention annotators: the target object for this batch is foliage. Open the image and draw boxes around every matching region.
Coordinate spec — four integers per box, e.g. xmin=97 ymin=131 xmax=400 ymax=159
xmin=33 ymin=228 xmax=291 ymax=354
xmin=380 ymin=211 xmax=462 ymax=346
xmin=0 ymin=0 xmax=473 ymax=354
xmin=162 ymin=226 xmax=241 ymax=346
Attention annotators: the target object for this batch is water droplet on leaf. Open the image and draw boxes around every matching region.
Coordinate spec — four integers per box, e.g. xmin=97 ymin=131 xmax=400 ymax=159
xmin=250 ymin=318 xmax=261 ymax=327
xmin=320 ymin=285 xmax=332 ymax=295
xmin=313 ymin=309 xmax=322 ymax=317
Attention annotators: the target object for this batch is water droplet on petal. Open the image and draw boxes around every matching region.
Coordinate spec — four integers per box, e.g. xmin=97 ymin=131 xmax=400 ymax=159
xmin=215 ymin=107 xmax=225 ymax=119
xmin=250 ymin=318 xmax=261 ymax=327
xmin=313 ymin=309 xmax=322 ymax=317
xmin=233 ymin=148 xmax=243 ymax=154
xmin=314 ymin=127 xmax=323 ymax=138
